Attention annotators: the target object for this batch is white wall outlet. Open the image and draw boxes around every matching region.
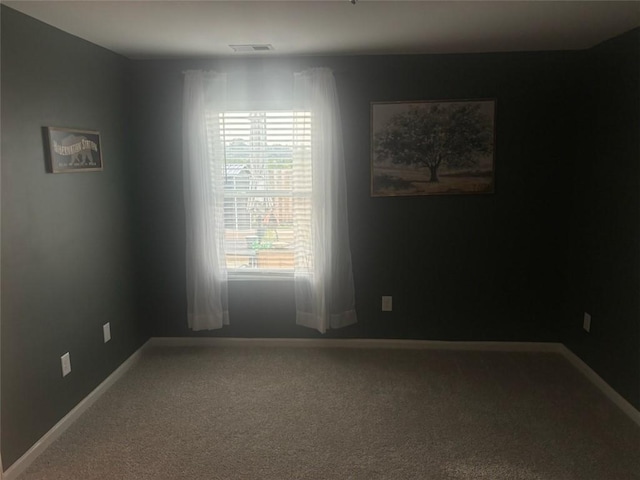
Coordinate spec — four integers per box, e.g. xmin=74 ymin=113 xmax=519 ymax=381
xmin=61 ymin=352 xmax=71 ymax=377
xmin=103 ymin=322 xmax=111 ymax=343
xmin=583 ymin=312 xmax=591 ymax=332
xmin=382 ymin=296 xmax=393 ymax=312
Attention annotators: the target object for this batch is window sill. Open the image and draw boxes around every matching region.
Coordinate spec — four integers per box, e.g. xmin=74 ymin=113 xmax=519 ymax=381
xmin=227 ymin=269 xmax=294 ymax=281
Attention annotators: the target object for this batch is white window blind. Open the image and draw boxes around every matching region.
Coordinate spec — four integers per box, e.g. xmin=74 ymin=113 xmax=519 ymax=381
xmin=206 ymin=110 xmax=313 ymax=274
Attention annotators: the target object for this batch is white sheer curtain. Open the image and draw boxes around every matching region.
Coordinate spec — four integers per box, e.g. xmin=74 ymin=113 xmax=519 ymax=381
xmin=292 ymin=68 xmax=357 ymax=333
xmin=182 ymin=70 xmax=229 ymax=330
xmin=183 ymin=67 xmax=356 ymax=333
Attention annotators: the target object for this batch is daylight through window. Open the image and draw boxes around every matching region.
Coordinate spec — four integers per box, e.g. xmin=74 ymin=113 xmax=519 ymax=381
xmin=206 ymin=110 xmax=313 ymax=274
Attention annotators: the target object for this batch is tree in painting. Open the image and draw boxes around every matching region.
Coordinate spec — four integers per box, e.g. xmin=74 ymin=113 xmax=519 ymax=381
xmin=374 ymin=103 xmax=493 ymax=183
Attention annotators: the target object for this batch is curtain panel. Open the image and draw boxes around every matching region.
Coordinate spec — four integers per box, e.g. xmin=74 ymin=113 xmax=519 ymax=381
xmin=292 ymin=68 xmax=357 ymax=333
xmin=182 ymin=71 xmax=229 ymax=330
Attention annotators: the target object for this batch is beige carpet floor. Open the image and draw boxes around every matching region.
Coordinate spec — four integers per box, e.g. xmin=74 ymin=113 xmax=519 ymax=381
xmin=16 ymin=346 xmax=640 ymax=479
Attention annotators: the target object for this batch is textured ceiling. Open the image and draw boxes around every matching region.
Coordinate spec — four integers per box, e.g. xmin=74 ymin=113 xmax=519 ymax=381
xmin=5 ymin=1 xmax=640 ymax=58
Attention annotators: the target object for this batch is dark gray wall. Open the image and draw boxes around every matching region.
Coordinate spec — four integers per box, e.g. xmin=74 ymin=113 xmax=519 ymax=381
xmin=131 ymin=50 xmax=579 ymax=342
xmin=563 ymin=29 xmax=640 ymax=410
xmin=1 ymin=6 xmax=148 ymax=468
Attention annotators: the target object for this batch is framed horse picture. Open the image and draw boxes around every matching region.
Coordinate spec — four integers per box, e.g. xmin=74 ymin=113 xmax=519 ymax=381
xmin=43 ymin=127 xmax=103 ymax=173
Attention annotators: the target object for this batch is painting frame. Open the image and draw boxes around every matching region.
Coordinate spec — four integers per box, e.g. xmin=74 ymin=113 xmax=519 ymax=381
xmin=371 ymin=99 xmax=496 ymax=197
xmin=43 ymin=126 xmax=103 ymax=173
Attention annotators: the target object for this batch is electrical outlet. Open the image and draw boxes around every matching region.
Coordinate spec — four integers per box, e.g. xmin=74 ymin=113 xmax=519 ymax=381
xmin=382 ymin=296 xmax=393 ymax=312
xmin=61 ymin=352 xmax=71 ymax=377
xmin=103 ymin=322 xmax=111 ymax=343
xmin=583 ymin=312 xmax=591 ymax=332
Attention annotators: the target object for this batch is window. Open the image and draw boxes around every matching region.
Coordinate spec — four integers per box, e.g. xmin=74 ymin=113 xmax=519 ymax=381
xmin=206 ymin=110 xmax=312 ymax=274
xmin=184 ymin=69 xmax=356 ymax=332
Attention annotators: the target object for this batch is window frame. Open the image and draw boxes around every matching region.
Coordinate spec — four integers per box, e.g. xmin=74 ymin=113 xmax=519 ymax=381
xmin=209 ymin=106 xmax=313 ymax=280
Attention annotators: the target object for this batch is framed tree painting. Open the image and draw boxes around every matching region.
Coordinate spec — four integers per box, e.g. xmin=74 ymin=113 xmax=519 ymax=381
xmin=43 ymin=127 xmax=103 ymax=173
xmin=371 ymin=99 xmax=495 ymax=197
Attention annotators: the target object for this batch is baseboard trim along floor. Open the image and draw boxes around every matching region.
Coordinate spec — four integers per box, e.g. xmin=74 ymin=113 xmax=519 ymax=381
xmin=3 ymin=341 xmax=151 ymax=480
xmin=558 ymin=344 xmax=640 ymax=426
xmin=5 ymin=337 xmax=639 ymax=479
xmin=149 ymin=336 xmax=563 ymax=352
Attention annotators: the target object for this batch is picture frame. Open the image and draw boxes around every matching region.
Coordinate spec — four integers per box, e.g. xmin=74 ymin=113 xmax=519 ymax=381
xmin=371 ymin=99 xmax=495 ymax=197
xmin=43 ymin=127 xmax=103 ymax=173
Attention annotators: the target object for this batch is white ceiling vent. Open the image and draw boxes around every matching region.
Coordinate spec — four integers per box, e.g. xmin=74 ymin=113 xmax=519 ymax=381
xmin=229 ymin=44 xmax=274 ymax=53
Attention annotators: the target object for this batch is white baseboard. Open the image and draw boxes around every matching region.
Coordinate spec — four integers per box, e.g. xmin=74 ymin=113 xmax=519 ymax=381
xmin=149 ymin=336 xmax=563 ymax=352
xmin=558 ymin=345 xmax=640 ymax=427
xmin=3 ymin=340 xmax=150 ymax=480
